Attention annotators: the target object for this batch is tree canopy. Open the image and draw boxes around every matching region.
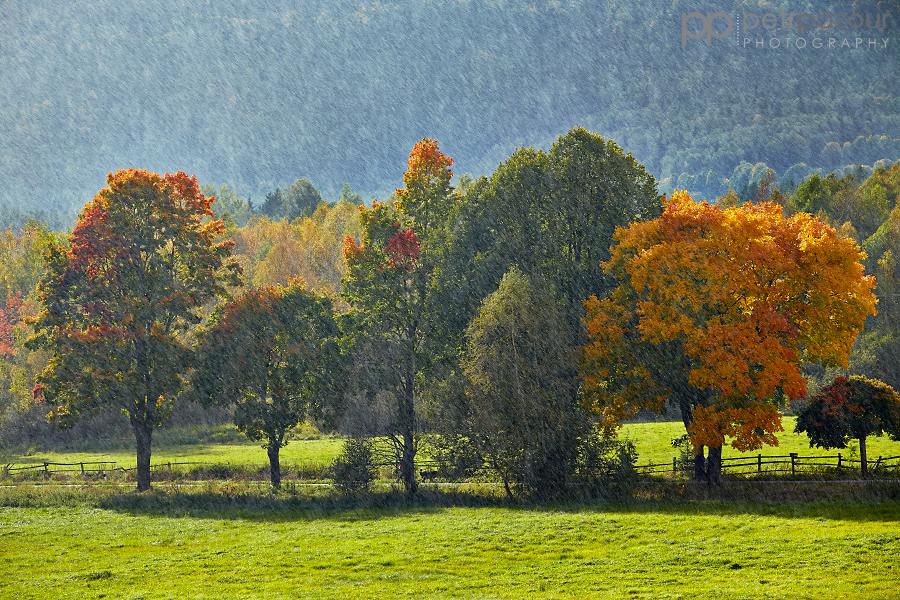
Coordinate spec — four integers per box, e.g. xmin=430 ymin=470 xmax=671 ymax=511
xmin=340 ymin=139 xmax=456 ymax=495
xmin=582 ymin=191 xmax=878 ymax=483
xmin=27 ymin=169 xmax=241 ymax=491
xmin=192 ymin=280 xmax=340 ymax=487
xmin=462 ymin=266 xmax=583 ymax=499
xmin=795 ymin=375 xmax=900 ymax=476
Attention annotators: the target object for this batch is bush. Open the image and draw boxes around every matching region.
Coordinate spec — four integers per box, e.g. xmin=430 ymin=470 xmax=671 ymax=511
xmin=420 ymin=434 xmax=484 ymax=481
xmin=572 ymin=434 xmax=638 ymax=495
xmin=331 ymin=438 xmax=378 ymax=496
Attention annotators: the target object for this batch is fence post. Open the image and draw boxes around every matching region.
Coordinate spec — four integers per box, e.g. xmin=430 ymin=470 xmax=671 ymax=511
xmin=80 ymin=463 xmax=85 ymax=475
xmin=875 ymin=456 xmax=882 ymax=471
xmin=790 ymin=453 xmax=798 ymax=476
xmin=673 ymin=457 xmax=677 ymax=474
xmin=758 ymin=454 xmax=762 ymax=473
xmin=838 ymin=453 xmax=842 ymax=469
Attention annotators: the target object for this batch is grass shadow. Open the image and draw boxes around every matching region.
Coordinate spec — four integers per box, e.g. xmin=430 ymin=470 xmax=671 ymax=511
xmin=4 ymin=479 xmax=900 ymax=523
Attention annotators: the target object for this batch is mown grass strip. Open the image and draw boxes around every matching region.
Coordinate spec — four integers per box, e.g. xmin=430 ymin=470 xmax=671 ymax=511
xmin=1 ymin=484 xmax=899 ymax=599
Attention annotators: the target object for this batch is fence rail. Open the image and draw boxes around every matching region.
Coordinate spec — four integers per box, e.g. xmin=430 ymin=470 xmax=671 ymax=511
xmin=6 ymin=454 xmax=900 ymax=482
xmin=638 ymin=453 xmax=900 ymax=476
xmin=1 ymin=461 xmax=207 ymax=478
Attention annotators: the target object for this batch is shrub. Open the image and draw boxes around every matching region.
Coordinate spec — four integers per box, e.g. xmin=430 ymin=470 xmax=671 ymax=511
xmin=331 ymin=438 xmax=378 ymax=495
xmin=420 ymin=434 xmax=484 ymax=481
xmin=572 ymin=434 xmax=638 ymax=495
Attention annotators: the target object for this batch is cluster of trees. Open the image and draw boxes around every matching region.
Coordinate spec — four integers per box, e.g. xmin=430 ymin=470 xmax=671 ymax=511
xmin=3 ymin=126 xmax=900 ymax=495
xmin=670 ymin=152 xmax=900 ymax=206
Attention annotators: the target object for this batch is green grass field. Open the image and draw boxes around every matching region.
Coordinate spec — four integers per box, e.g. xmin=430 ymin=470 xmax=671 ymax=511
xmin=622 ymin=417 xmax=900 ymax=473
xmin=3 ymin=421 xmax=900 ymax=598
xmin=5 ymin=438 xmax=344 ymax=471
xmin=1 ymin=485 xmax=899 ymax=599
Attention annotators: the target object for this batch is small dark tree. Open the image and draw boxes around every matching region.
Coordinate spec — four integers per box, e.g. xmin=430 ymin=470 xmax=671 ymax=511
xmin=331 ymin=437 xmax=378 ymax=496
xmin=795 ymin=375 xmax=900 ymax=476
xmin=283 ymin=179 xmax=324 ymax=221
xmin=260 ymin=188 xmax=285 ymax=220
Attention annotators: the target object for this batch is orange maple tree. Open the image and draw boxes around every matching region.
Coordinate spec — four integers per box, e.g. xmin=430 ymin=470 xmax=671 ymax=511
xmin=582 ymin=191 xmax=877 ymax=482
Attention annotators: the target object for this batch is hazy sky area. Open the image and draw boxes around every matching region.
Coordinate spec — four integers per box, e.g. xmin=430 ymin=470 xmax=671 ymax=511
xmin=2 ymin=0 xmax=898 ymax=221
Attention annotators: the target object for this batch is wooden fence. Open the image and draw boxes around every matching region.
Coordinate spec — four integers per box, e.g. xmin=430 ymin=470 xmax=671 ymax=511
xmin=638 ymin=453 xmax=900 ymax=477
xmin=6 ymin=454 xmax=900 ymax=482
xmin=1 ymin=461 xmax=206 ymax=479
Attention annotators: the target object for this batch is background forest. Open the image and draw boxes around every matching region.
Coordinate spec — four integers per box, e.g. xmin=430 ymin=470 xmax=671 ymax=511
xmin=2 ymin=0 xmax=900 ymax=224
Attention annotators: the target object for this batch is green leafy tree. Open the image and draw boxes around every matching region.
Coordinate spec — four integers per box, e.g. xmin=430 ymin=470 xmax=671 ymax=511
xmin=338 ymin=182 xmax=363 ymax=206
xmin=790 ymin=173 xmax=832 ymax=215
xmin=192 ymin=280 xmax=340 ymax=488
xmin=260 ymin=188 xmax=285 ymax=220
xmin=201 ymin=184 xmax=254 ymax=228
xmin=427 ymin=129 xmax=660 ymax=491
xmin=283 ymin=178 xmax=324 ymax=222
xmin=548 ymin=127 xmax=661 ymax=327
xmin=27 ymin=169 xmax=241 ymax=491
xmin=462 ymin=266 xmax=585 ymax=499
xmin=432 ymin=128 xmax=661 ymax=358
xmin=796 ymin=375 xmax=900 ymax=476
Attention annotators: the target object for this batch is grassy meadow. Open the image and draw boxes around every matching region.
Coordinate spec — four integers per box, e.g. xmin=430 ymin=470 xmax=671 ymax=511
xmin=2 ymin=420 xmax=900 ymax=598
xmin=1 ymin=484 xmax=900 ymax=599
xmin=622 ymin=417 xmax=900 ymax=468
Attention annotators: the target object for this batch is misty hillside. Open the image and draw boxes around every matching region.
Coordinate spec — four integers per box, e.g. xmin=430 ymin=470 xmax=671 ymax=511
xmin=2 ymin=0 xmax=899 ymax=218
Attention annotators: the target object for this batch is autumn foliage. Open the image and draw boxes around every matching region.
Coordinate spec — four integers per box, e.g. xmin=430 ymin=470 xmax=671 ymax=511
xmin=795 ymin=375 xmax=900 ymax=475
xmin=28 ymin=168 xmax=241 ymax=491
xmin=0 ymin=291 xmax=22 ymax=359
xmin=342 ymin=200 xmax=423 ymax=277
xmin=340 ymin=141 xmax=454 ymax=495
xmin=582 ymin=191 xmax=878 ymax=454
xmin=395 ymin=138 xmax=454 ymax=216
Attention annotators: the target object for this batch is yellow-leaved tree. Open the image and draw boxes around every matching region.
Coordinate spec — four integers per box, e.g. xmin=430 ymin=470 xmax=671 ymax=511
xmin=582 ymin=191 xmax=877 ymax=484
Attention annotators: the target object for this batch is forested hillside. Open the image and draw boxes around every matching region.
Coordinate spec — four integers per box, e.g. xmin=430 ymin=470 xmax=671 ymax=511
xmin=2 ymin=0 xmax=899 ymax=220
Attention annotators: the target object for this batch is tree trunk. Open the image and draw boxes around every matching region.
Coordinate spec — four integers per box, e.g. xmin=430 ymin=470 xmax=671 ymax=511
xmin=401 ymin=428 xmax=418 ymax=495
xmin=133 ymin=417 xmax=153 ymax=492
xmin=706 ymin=445 xmax=723 ymax=486
xmin=500 ymin=471 xmax=515 ymax=500
xmin=693 ymin=446 xmax=707 ymax=482
xmin=133 ymin=339 xmax=155 ymax=493
xmin=268 ymin=444 xmax=282 ymax=488
xmin=859 ymin=435 xmax=868 ymax=476
xmin=398 ymin=362 xmax=418 ymax=496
